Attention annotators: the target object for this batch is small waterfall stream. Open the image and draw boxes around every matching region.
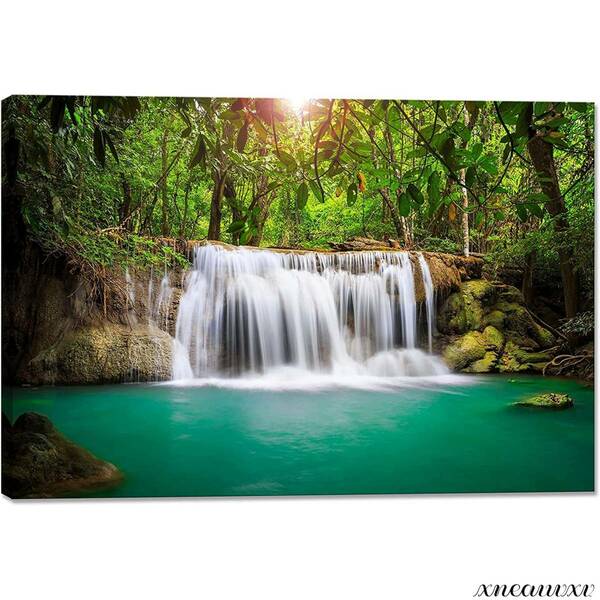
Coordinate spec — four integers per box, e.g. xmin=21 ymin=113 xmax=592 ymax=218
xmin=418 ymin=254 xmax=435 ymax=353
xmin=172 ymin=245 xmax=448 ymax=381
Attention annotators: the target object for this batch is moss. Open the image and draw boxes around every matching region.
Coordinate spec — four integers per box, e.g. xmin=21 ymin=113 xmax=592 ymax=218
xmin=462 ymin=279 xmax=496 ymax=302
xmin=442 ymin=331 xmax=487 ymax=370
xmin=497 ymin=285 xmax=524 ymax=304
xmin=482 ymin=309 xmax=505 ymax=330
xmin=498 ymin=341 xmax=552 ymax=373
xmin=514 ymin=393 xmax=573 ymax=409
xmin=482 ymin=326 xmax=504 ymax=351
xmin=533 ymin=323 xmax=555 ymax=348
xmin=491 ymin=300 xmax=554 ymax=349
xmin=437 ymin=280 xmax=495 ymax=335
xmin=464 ymin=351 xmax=498 ymax=373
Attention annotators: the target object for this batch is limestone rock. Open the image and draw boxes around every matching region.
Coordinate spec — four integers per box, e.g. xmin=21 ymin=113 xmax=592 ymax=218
xmin=21 ymin=323 xmax=173 ymax=385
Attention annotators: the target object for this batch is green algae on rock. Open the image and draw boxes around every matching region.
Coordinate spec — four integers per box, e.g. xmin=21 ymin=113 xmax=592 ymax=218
xmin=514 ymin=393 xmax=574 ymax=409
xmin=438 ymin=280 xmax=555 ymax=374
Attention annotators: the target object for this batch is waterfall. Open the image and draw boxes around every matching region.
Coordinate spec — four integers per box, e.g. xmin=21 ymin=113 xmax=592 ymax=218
xmin=172 ymin=244 xmax=448 ymax=381
xmin=418 ymin=254 xmax=435 ymax=353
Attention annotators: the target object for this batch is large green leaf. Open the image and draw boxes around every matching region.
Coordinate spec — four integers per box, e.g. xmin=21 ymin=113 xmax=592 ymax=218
xmin=93 ymin=126 xmax=105 ymax=167
xmin=189 ymin=134 xmax=207 ymax=169
xmin=427 ymin=172 xmax=440 ymax=205
xmin=227 ymin=220 xmax=246 ymax=234
xmin=236 ymin=123 xmax=248 ymax=153
xmin=309 ymin=180 xmax=324 ymax=203
xmin=296 ymin=182 xmax=309 ymax=210
xmin=104 ymin=132 xmax=119 ymax=163
xmin=346 ymin=182 xmax=358 ymax=206
xmin=407 ymin=183 xmax=424 ymax=205
xmin=569 ymin=102 xmax=588 ymax=114
xmin=278 ymin=150 xmax=297 ymax=170
xmin=398 ymin=191 xmax=411 ymax=216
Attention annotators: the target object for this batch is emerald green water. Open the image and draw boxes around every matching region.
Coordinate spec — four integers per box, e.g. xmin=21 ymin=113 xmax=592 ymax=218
xmin=3 ymin=375 xmax=594 ymax=497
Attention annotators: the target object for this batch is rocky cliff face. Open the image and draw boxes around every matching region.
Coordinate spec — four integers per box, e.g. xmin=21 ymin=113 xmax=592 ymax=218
xmin=2 ymin=239 xmax=183 ymax=386
xmin=21 ymin=323 xmax=174 ymax=385
xmin=436 ymin=280 xmax=556 ymax=373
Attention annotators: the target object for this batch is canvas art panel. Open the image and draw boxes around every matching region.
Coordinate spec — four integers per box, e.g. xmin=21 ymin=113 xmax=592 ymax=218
xmin=1 ymin=96 xmax=594 ymax=498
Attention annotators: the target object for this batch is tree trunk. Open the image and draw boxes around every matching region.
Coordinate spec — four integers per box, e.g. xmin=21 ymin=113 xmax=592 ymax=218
xmin=246 ymin=145 xmax=273 ymax=247
xmin=370 ymin=124 xmax=406 ymax=243
xmin=460 ymin=168 xmax=469 ymax=256
xmin=160 ymin=127 xmax=170 ymax=236
xmin=460 ymin=103 xmax=477 ymax=257
xmin=223 ymin=178 xmax=242 ymax=245
xmin=119 ymin=172 xmax=133 ymax=230
xmin=526 ymin=103 xmax=578 ymax=317
xmin=521 ymin=250 xmax=535 ymax=306
xmin=208 ymin=170 xmax=226 ymax=241
xmin=245 ymin=187 xmax=273 ymax=246
xmin=180 ymin=180 xmax=191 ymax=238
xmin=379 ymin=189 xmax=405 ymax=242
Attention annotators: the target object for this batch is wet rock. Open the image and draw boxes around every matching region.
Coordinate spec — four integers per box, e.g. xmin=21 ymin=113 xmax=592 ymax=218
xmin=482 ymin=309 xmax=506 ymax=330
xmin=465 ymin=351 xmax=498 ymax=373
xmin=498 ymin=341 xmax=553 ymax=373
xmin=21 ymin=323 xmax=173 ymax=385
xmin=482 ymin=325 xmax=504 ymax=352
xmin=437 ymin=280 xmax=496 ymax=335
xmin=438 ymin=280 xmax=555 ymax=374
xmin=514 ymin=393 xmax=574 ymax=409
xmin=2 ymin=412 xmax=122 ymax=498
xmin=443 ymin=331 xmax=488 ymax=370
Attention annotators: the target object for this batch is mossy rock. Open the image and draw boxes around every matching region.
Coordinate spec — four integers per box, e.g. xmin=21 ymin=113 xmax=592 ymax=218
xmin=482 ymin=309 xmax=505 ymax=330
xmin=497 ymin=285 xmax=525 ymax=304
xmin=464 ymin=351 xmax=498 ymax=373
xmin=463 ymin=279 xmax=497 ymax=301
xmin=498 ymin=341 xmax=552 ymax=373
xmin=2 ymin=412 xmax=122 ymax=498
xmin=437 ymin=279 xmax=496 ymax=335
xmin=22 ymin=323 xmax=173 ymax=385
xmin=514 ymin=393 xmax=574 ymax=410
xmin=491 ymin=300 xmax=554 ymax=349
xmin=533 ymin=323 xmax=555 ymax=348
xmin=442 ymin=331 xmax=487 ymax=370
xmin=481 ymin=325 xmax=504 ymax=352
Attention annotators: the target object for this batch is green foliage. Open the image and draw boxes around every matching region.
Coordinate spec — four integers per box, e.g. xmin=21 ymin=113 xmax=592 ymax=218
xmin=1 ymin=94 xmax=594 ymax=312
xmin=560 ymin=312 xmax=594 ymax=337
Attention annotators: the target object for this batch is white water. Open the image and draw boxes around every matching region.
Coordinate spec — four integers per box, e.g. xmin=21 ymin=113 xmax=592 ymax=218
xmin=171 ymin=245 xmax=450 ymax=385
xmin=418 ymin=254 xmax=435 ymax=352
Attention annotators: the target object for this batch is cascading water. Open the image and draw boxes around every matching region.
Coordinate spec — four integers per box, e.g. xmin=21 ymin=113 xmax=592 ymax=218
xmin=172 ymin=244 xmax=449 ymax=383
xmin=418 ymin=254 xmax=435 ymax=353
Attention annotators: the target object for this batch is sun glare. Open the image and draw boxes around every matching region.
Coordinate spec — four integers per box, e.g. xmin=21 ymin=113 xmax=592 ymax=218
xmin=287 ymin=96 xmax=308 ymax=115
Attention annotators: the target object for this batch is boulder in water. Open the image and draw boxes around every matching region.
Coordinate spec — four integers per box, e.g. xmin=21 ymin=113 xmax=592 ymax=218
xmin=2 ymin=412 xmax=122 ymax=498
xmin=514 ymin=393 xmax=574 ymax=409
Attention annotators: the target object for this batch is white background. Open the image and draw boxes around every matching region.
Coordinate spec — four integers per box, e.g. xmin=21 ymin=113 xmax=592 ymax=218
xmin=1 ymin=1 xmax=598 ymax=598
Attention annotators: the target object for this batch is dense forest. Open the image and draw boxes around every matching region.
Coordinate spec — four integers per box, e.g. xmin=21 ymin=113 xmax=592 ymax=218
xmin=1 ymin=96 xmax=594 ymax=326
